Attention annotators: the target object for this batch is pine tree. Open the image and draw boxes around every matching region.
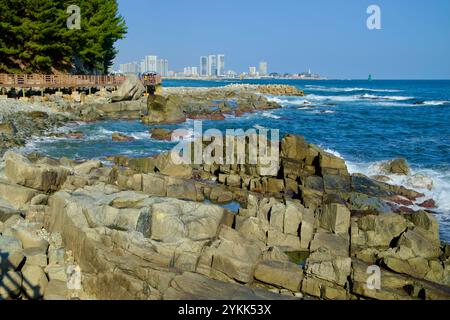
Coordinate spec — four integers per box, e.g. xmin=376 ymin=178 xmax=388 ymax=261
xmin=0 ymin=0 xmax=127 ymax=74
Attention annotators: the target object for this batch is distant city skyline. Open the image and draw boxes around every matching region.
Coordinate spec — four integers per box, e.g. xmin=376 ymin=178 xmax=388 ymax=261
xmin=114 ymin=0 xmax=450 ymax=79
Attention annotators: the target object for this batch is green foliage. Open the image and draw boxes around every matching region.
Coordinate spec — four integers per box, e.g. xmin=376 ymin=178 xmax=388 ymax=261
xmin=0 ymin=0 xmax=127 ymax=74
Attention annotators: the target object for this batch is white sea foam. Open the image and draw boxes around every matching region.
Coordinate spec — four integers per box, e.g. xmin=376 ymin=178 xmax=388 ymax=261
xmin=130 ymin=131 xmax=150 ymax=140
xmin=320 ymin=147 xmax=344 ymax=159
xmin=305 ymin=85 xmax=402 ymax=93
xmin=346 ymin=160 xmax=450 ymax=213
xmin=261 ymin=111 xmax=281 ymax=119
xmin=266 ymin=96 xmax=310 ymax=106
xmin=421 ymin=100 xmax=450 ymax=106
xmin=361 ymin=94 xmax=414 ymax=101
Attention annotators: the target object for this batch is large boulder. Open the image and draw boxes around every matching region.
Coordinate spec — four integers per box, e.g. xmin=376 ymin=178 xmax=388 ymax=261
xmin=111 ymin=74 xmax=145 ymax=102
xmin=143 ymin=94 xmax=186 ymax=124
xmin=3 ymin=152 xmax=70 ymax=192
xmin=380 ymin=158 xmax=410 ymax=176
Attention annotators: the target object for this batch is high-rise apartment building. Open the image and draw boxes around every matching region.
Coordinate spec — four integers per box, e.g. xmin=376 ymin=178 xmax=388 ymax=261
xmin=144 ymin=55 xmax=158 ymax=73
xmin=120 ymin=62 xmax=139 ymax=74
xmin=200 ymin=56 xmax=208 ymax=77
xmin=157 ymin=59 xmax=169 ymax=76
xmin=208 ymin=55 xmax=217 ymax=77
xmin=259 ymin=61 xmax=268 ymax=76
xmin=249 ymin=66 xmax=257 ymax=76
xmin=217 ymin=54 xmax=225 ymax=77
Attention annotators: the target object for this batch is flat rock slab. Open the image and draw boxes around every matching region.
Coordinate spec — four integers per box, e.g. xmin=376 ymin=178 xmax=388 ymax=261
xmin=163 ymin=272 xmax=297 ymax=300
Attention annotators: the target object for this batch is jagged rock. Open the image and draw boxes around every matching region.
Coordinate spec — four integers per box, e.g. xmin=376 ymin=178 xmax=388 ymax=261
xmin=254 ymin=260 xmax=304 ymax=292
xmin=396 ymin=228 xmax=441 ymax=259
xmin=3 ymin=151 xmax=70 ymax=192
xmin=111 ymin=74 xmax=145 ymax=102
xmin=21 ymin=265 xmax=48 ymax=299
xmin=351 ymin=214 xmax=408 ymax=248
xmin=318 ymin=197 xmax=351 ymax=235
xmin=407 ymin=211 xmax=439 ymax=240
xmin=281 ymin=135 xmax=309 ymax=161
xmin=236 ymin=216 xmax=269 ymax=244
xmin=209 ymin=226 xmax=263 ymax=283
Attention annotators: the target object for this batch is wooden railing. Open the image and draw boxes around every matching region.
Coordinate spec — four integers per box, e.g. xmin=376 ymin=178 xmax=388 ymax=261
xmin=0 ymin=74 xmax=128 ymax=89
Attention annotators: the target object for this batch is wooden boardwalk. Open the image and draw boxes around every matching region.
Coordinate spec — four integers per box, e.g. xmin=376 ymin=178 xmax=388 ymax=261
xmin=0 ymin=74 xmax=127 ymax=89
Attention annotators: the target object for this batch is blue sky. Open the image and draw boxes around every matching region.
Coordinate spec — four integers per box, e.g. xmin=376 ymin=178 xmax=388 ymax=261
xmin=114 ymin=0 xmax=450 ymax=79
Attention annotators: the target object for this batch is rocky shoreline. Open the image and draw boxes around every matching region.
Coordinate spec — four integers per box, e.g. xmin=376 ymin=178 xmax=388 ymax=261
xmin=0 ymin=82 xmax=449 ymax=300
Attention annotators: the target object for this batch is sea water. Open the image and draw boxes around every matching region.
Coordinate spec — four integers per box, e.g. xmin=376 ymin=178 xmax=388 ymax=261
xmin=23 ymin=79 xmax=450 ymax=241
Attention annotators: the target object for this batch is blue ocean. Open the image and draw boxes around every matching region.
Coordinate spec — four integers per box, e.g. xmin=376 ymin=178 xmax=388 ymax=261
xmin=23 ymin=79 xmax=450 ymax=241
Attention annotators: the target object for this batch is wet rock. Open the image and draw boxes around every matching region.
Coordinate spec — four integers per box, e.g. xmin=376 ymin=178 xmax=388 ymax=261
xmin=417 ymin=199 xmax=437 ymax=209
xmin=349 ymin=193 xmax=391 ymax=213
xmin=0 ymin=122 xmax=17 ymax=136
xmin=406 ymin=174 xmax=434 ymax=191
xmin=112 ymin=132 xmax=135 ymax=142
xmin=143 ymin=94 xmax=186 ymax=124
xmin=380 ymin=158 xmax=410 ymax=175
xmin=150 ymin=128 xmax=173 ymax=141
